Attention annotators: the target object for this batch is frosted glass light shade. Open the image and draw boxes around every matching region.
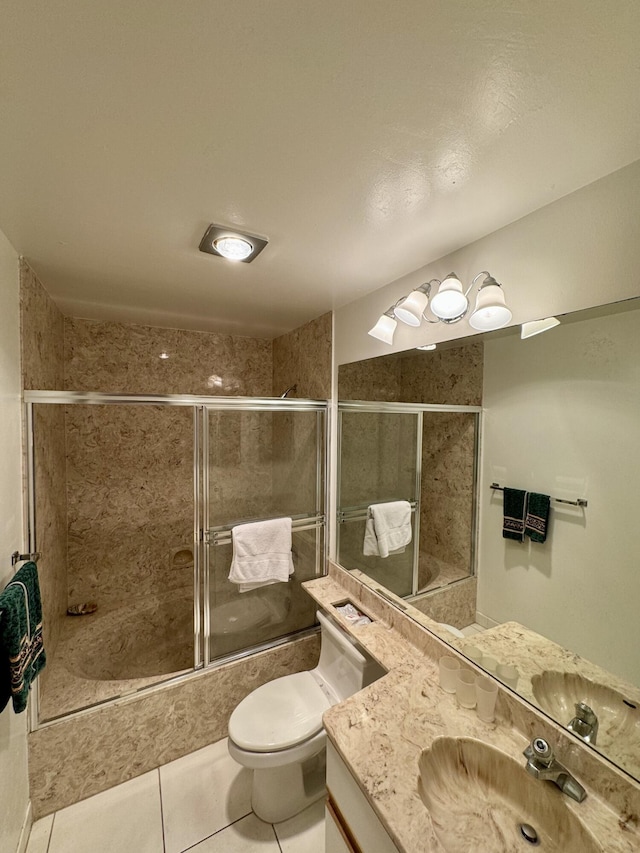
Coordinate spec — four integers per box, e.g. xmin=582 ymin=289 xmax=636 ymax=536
xmin=368 ymin=314 xmax=397 ymax=344
xmin=520 ymin=317 xmax=560 ymax=339
xmin=394 ymin=290 xmax=428 ymax=326
xmin=469 ymin=283 xmax=512 ymax=331
xmin=430 ymin=275 xmax=468 ymax=321
xmin=213 ymin=236 xmax=254 ymax=260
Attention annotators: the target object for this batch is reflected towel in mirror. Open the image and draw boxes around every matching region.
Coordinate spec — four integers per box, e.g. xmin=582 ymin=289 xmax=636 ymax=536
xmin=363 ymin=500 xmax=412 ymax=558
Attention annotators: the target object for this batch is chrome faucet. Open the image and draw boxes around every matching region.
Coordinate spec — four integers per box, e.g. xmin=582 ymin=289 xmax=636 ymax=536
xmin=280 ymin=384 xmax=297 ymax=398
xmin=567 ymin=702 xmax=599 ymax=745
xmin=523 ymin=736 xmax=587 ymax=802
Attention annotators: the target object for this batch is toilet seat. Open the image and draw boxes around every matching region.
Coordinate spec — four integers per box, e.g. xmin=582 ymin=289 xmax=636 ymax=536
xmin=229 ymin=671 xmax=331 ymax=752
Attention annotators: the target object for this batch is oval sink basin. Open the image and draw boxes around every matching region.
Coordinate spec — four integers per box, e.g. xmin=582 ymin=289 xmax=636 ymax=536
xmin=418 ymin=737 xmax=602 ymax=853
xmin=531 ymin=670 xmax=640 ymax=775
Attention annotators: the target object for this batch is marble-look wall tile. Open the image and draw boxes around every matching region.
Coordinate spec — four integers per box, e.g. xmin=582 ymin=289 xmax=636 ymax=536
xmin=64 ymin=318 xmax=273 ymax=396
xmin=65 ymin=405 xmax=193 ymax=611
xmin=409 ymin=577 xmax=477 ymax=629
xmin=20 ymin=261 xmax=67 ymax=668
xmin=20 ymin=260 xmax=65 ymax=391
xmin=29 ymin=633 xmax=320 ymax=817
xmin=399 ymin=341 xmax=483 ymax=405
xmin=272 ymin=311 xmax=332 ymax=400
xmin=338 ymin=355 xmax=401 ymax=402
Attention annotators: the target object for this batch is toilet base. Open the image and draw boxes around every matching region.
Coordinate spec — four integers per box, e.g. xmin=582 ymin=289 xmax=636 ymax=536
xmin=251 ymin=750 xmax=327 ymax=823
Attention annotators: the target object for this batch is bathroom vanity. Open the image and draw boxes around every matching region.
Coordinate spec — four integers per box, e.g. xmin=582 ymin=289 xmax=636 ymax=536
xmin=304 ymin=564 xmax=640 ymax=853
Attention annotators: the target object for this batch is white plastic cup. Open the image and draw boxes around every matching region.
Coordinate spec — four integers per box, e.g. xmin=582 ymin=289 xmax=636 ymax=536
xmin=497 ymin=663 xmax=519 ymax=689
xmin=482 ymin=656 xmax=499 ymax=676
xmin=438 ymin=655 xmax=460 ymax=693
xmin=456 ymin=669 xmax=477 ymax=709
xmin=464 ymin=645 xmax=484 ymax=666
xmin=476 ymin=675 xmax=499 ymax=722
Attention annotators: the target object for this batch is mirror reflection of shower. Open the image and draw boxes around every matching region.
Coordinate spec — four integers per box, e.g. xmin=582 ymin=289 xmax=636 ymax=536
xmin=336 ymin=402 xmax=480 ymax=600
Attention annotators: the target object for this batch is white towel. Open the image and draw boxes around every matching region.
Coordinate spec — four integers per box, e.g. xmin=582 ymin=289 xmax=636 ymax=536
xmin=362 ymin=501 xmax=412 ymax=558
xmin=228 ymin=517 xmax=294 ymax=593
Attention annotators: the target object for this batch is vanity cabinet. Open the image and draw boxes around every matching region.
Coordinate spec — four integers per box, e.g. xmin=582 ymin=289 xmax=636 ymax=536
xmin=326 ymin=741 xmax=399 ymax=853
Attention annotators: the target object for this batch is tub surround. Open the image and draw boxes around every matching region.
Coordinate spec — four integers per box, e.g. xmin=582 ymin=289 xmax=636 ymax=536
xmin=303 ymin=563 xmax=640 ymax=852
xmin=28 ymin=632 xmax=320 ymax=818
xmin=272 ymin=311 xmax=332 ymax=400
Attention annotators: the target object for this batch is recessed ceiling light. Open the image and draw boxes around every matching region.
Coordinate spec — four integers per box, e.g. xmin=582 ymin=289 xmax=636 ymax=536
xmin=199 ymin=224 xmax=268 ymax=263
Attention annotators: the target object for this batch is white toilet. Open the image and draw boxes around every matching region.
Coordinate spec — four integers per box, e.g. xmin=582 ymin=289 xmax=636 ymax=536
xmin=228 ymin=609 xmax=379 ymax=823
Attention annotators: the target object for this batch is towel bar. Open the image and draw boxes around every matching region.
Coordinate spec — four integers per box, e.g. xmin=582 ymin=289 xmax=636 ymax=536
xmin=490 ymin=483 xmax=587 ymax=508
xmin=11 ymin=551 xmax=41 ymax=567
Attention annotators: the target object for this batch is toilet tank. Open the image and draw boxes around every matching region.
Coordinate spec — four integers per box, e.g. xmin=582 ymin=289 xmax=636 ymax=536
xmin=315 ymin=611 xmax=375 ymax=702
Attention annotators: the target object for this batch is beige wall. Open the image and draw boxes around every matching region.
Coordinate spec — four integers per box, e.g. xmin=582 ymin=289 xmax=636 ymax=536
xmin=334 ymin=158 xmax=640 ymax=366
xmin=0 ymin=234 xmax=30 ymax=851
xmin=479 ymin=306 xmax=640 ymax=685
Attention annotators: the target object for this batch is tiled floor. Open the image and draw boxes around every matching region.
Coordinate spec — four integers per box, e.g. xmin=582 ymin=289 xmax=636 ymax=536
xmin=26 ymin=739 xmax=325 ymax=853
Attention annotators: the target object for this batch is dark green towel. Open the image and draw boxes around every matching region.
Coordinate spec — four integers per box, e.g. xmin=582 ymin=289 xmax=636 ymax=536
xmin=525 ymin=492 xmax=551 ymax=543
xmin=502 ymin=488 xmax=527 ymax=541
xmin=0 ymin=562 xmax=46 ymax=713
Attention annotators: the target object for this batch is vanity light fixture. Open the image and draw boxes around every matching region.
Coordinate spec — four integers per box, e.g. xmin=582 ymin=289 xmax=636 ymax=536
xmin=368 ymin=271 xmax=512 ymax=345
xmin=368 ymin=308 xmax=398 ymax=344
xmin=199 ymin=224 xmax=268 ymax=263
xmin=520 ymin=317 xmax=560 ymax=339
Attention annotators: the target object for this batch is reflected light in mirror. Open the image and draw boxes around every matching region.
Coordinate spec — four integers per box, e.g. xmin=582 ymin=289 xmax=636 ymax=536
xmin=521 ymin=317 xmax=561 ymax=339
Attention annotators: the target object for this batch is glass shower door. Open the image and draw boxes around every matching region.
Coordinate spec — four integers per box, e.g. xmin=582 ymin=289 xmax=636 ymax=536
xmin=203 ymin=402 xmax=326 ymax=664
xmin=337 ymin=406 xmax=420 ymax=597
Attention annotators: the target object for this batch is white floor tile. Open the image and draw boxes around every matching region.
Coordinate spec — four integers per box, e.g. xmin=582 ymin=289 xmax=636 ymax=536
xmin=26 ymin=814 xmax=54 ymax=853
xmin=47 ymin=770 xmax=163 ymax=853
xmin=160 ymin=739 xmax=252 ymax=853
xmin=187 ymin=814 xmax=279 ymax=852
xmin=274 ymin=799 xmax=326 ymax=853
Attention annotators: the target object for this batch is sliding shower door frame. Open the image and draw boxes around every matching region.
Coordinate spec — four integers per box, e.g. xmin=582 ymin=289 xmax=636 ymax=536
xmin=200 ymin=397 xmax=328 ymax=668
xmin=23 ymin=391 xmax=328 ymax=730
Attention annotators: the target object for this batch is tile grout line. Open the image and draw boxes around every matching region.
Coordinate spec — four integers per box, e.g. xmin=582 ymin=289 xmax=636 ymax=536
xmin=271 ymin=819 xmax=284 ymax=853
xmin=157 ymin=768 xmax=167 ymax=853
xmin=178 ymin=811 xmax=254 ymax=852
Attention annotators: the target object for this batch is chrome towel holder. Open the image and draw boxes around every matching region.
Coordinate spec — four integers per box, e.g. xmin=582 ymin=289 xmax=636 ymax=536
xmin=11 ymin=551 xmax=41 ymax=567
xmin=490 ymin=483 xmax=587 ymax=508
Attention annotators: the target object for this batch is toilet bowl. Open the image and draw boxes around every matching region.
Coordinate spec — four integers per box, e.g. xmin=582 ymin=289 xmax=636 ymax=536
xmin=228 ymin=610 xmax=379 ymax=823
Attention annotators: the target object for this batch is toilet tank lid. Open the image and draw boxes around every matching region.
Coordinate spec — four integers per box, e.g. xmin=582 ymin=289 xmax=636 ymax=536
xmin=229 ymin=672 xmax=331 ymax=752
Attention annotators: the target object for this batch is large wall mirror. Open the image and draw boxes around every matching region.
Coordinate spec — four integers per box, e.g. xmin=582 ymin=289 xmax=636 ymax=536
xmin=337 ymin=296 xmax=640 ymax=782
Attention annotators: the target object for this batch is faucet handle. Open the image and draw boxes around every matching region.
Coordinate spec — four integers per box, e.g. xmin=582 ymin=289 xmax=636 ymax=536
xmin=524 ymin=736 xmax=554 ymax=765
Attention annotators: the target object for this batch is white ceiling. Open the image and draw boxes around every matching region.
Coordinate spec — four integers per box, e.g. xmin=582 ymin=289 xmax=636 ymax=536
xmin=2 ymin=1 xmax=640 ymax=339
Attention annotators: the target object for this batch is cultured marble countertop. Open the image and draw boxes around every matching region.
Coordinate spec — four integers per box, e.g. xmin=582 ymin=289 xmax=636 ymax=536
xmin=456 ymin=622 xmax=640 ymax=779
xmin=303 ymin=574 xmax=640 ymax=853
